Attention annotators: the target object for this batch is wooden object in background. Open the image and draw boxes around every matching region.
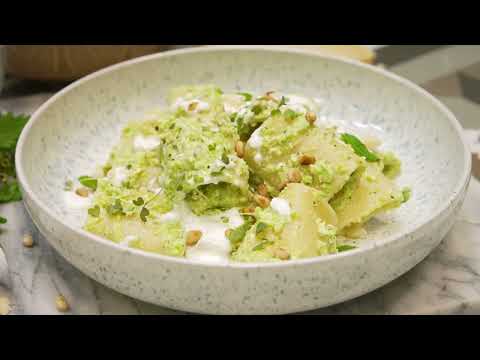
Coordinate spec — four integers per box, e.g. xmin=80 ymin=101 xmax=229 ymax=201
xmin=5 ymin=45 xmax=169 ymax=82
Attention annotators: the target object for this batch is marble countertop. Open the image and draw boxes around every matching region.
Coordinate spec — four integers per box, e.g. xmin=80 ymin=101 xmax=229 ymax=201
xmin=1 ymin=45 xmax=480 ymax=315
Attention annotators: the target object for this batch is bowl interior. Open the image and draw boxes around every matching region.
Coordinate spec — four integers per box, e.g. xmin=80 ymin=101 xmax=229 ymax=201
xmin=18 ymin=47 xmax=469 ymax=252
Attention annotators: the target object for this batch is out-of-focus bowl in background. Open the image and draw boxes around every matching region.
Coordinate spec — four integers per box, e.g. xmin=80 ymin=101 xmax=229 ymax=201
xmin=5 ymin=45 xmax=170 ymax=82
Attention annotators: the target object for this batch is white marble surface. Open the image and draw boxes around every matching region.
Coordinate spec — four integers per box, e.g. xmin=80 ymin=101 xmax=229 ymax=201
xmin=1 ymin=91 xmax=480 ymax=315
xmin=1 ymin=171 xmax=479 ymax=314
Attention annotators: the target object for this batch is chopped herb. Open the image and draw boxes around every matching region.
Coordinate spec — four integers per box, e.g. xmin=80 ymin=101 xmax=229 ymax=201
xmin=402 ymin=187 xmax=412 ymax=203
xmin=237 ymin=119 xmax=254 ymax=142
xmin=64 ymin=180 xmax=74 ymax=191
xmin=337 ymin=244 xmax=357 ymax=252
xmin=208 ymin=143 xmax=216 ymax=151
xmin=278 ymin=96 xmax=288 ymax=107
xmin=137 ymin=189 xmax=163 ymax=223
xmin=221 ymin=216 xmax=229 ymax=224
xmin=140 ymin=207 xmax=150 ymax=222
xmin=340 ymin=133 xmax=379 ymax=162
xmin=271 ymin=109 xmax=281 ymax=117
xmin=194 ymin=175 xmax=204 ymax=183
xmin=103 ymin=164 xmax=112 ymax=176
xmin=221 ymin=153 xmax=230 ymax=164
xmin=88 ymin=205 xmax=100 ymax=218
xmin=238 ymin=92 xmax=253 ymax=101
xmin=256 ymin=222 xmax=268 ymax=234
xmin=0 ymin=216 xmax=7 ymax=224
xmin=284 ymin=109 xmax=297 ymax=121
xmin=252 ymin=240 xmax=273 ymax=251
xmin=227 ymin=218 xmax=255 ymax=246
xmin=126 ymin=164 xmax=132 ymax=170
xmin=251 ymin=104 xmax=263 ymax=115
xmin=211 ymin=168 xmax=224 ymax=176
xmin=108 ymin=199 xmax=125 ymax=216
xmin=133 ymin=197 xmax=145 ymax=206
xmin=248 ymin=171 xmax=264 ymax=187
xmin=78 ymin=176 xmax=98 ymax=191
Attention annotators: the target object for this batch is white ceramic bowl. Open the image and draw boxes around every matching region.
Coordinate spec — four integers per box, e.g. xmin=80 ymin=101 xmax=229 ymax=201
xmin=15 ymin=46 xmax=471 ymax=314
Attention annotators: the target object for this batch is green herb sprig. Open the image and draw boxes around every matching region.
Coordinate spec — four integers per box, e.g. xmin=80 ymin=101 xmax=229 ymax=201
xmin=108 ymin=199 xmax=125 ymax=216
xmin=226 ymin=217 xmax=255 ymax=248
xmin=251 ymin=104 xmax=263 ymax=115
xmin=0 ymin=112 xmax=30 ymax=152
xmin=238 ymin=92 xmax=253 ymax=102
xmin=340 ymin=133 xmax=379 ymax=162
xmin=283 ymin=109 xmax=298 ymax=121
xmin=133 ymin=190 xmax=163 ymax=223
xmin=0 ymin=112 xmax=31 ymax=225
xmin=256 ymin=222 xmax=268 ymax=234
xmin=78 ymin=176 xmax=98 ymax=191
xmin=88 ymin=205 xmax=100 ymax=218
xmin=252 ymin=240 xmax=274 ymax=251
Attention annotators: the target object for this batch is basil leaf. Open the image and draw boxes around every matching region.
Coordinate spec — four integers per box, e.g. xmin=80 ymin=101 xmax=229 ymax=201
xmin=238 ymin=92 xmax=253 ymax=101
xmin=0 ymin=112 xmax=30 ymax=151
xmin=340 ymin=133 xmax=379 ymax=162
xmin=252 ymin=240 xmax=273 ymax=251
xmin=88 ymin=205 xmax=100 ymax=218
xmin=283 ymin=109 xmax=297 ymax=121
xmin=140 ymin=207 xmax=150 ymax=222
xmin=133 ymin=197 xmax=144 ymax=206
xmin=0 ymin=216 xmax=7 ymax=224
xmin=78 ymin=176 xmax=98 ymax=191
xmin=227 ymin=218 xmax=255 ymax=246
xmin=251 ymin=104 xmax=263 ymax=115
xmin=108 ymin=199 xmax=124 ymax=216
xmin=0 ymin=182 xmax=22 ymax=203
xmin=271 ymin=109 xmax=281 ymax=117
xmin=256 ymin=222 xmax=268 ymax=234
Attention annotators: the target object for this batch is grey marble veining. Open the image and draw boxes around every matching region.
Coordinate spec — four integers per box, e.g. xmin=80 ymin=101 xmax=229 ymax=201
xmin=0 ymin=201 xmax=184 ymax=315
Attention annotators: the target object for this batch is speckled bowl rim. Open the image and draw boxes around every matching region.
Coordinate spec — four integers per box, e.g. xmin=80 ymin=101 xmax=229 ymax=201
xmin=15 ymin=45 xmax=472 ymax=270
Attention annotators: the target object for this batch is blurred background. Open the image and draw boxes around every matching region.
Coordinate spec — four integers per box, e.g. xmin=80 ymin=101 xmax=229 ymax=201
xmin=1 ymin=45 xmax=480 ymax=131
xmin=0 ymin=45 xmax=381 ymax=88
